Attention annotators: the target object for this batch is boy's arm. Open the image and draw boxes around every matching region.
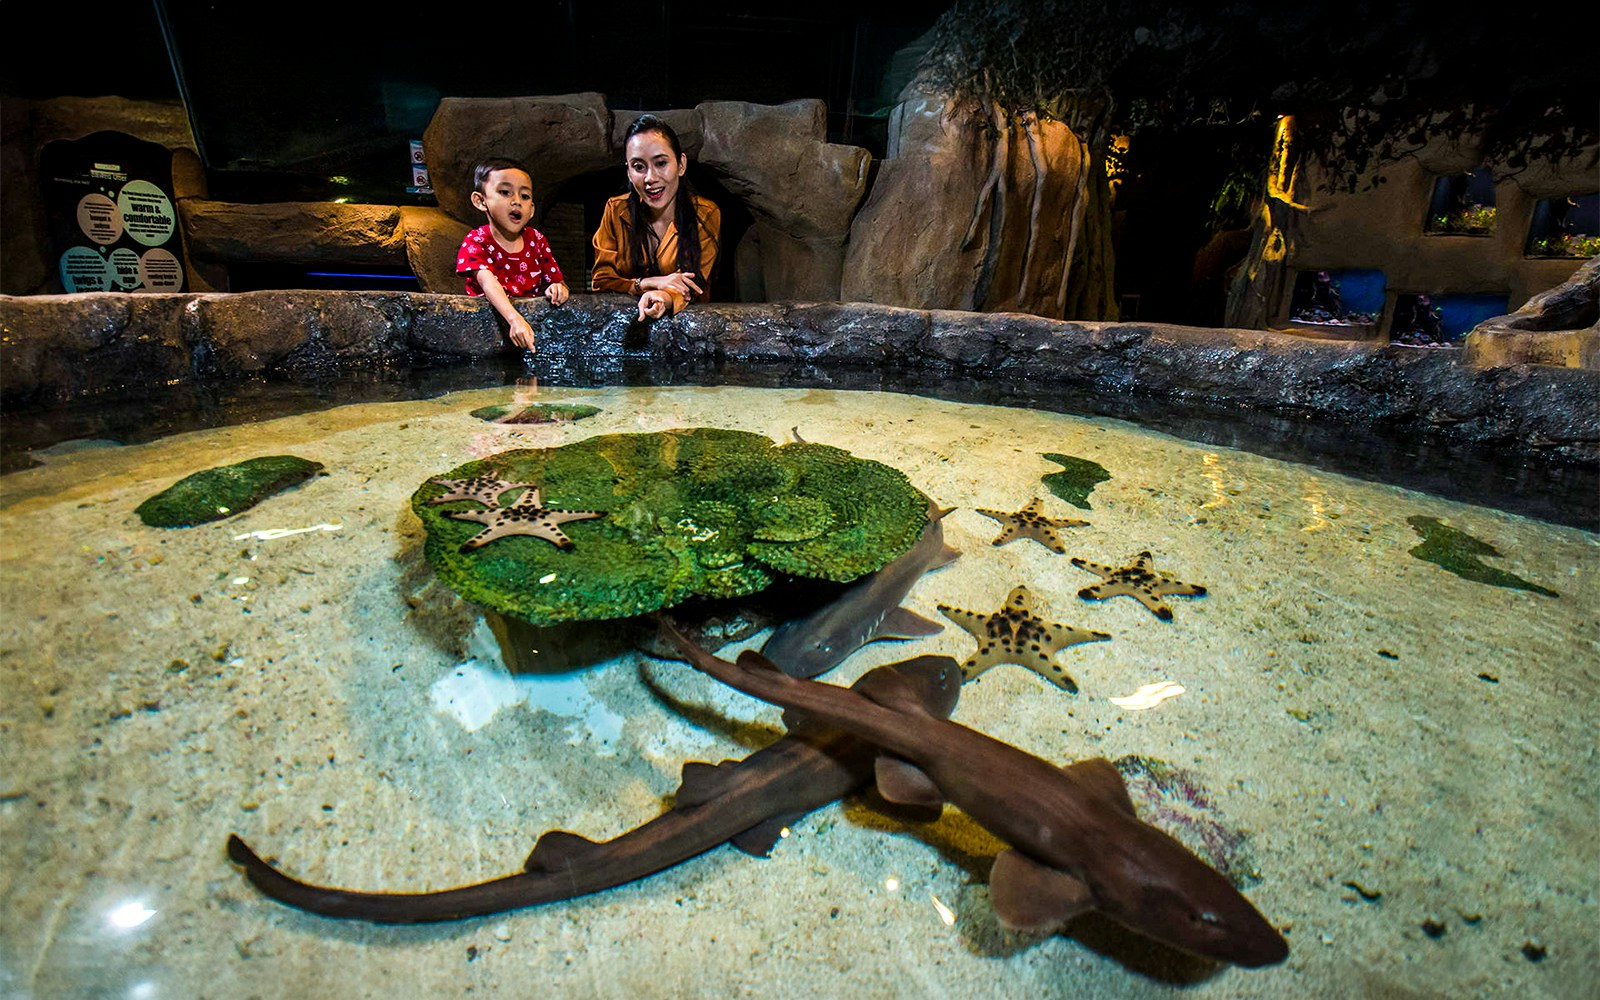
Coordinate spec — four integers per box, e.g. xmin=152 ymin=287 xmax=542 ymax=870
xmin=476 ymin=269 xmax=536 ymax=351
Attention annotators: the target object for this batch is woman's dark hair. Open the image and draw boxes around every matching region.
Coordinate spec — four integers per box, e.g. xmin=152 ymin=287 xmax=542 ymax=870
xmin=473 ymin=157 xmax=531 ymax=193
xmin=623 ymin=114 xmax=715 ymax=283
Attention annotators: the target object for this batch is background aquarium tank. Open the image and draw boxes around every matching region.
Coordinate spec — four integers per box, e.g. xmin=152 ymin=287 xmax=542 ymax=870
xmin=1424 ymin=169 xmax=1498 ymax=236
xmin=1287 ymin=268 xmax=1384 ymax=327
xmin=1390 ymin=292 xmax=1510 ymax=348
xmin=1525 ymin=194 xmax=1600 ymax=258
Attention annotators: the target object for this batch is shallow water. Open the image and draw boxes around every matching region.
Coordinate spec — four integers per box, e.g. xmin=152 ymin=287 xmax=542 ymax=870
xmin=1 ymin=385 xmax=1595 ymax=999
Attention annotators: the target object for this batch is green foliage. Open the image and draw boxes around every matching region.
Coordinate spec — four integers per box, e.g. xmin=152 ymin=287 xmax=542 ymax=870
xmin=1427 ymin=205 xmax=1496 ymax=235
xmin=413 ymin=429 xmax=930 ymax=625
xmin=136 ymin=456 xmax=324 ymax=528
xmin=1528 ymin=233 xmax=1600 ymax=258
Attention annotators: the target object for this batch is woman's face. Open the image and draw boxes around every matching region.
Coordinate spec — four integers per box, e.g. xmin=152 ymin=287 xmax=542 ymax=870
xmin=626 ymin=130 xmax=687 ymax=217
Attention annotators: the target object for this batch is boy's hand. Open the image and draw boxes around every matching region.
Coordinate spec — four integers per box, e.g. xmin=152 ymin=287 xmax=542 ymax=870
xmin=509 ymin=314 xmax=536 ymax=352
xmin=544 ymin=282 xmax=569 ymax=307
xmin=638 ymin=291 xmax=670 ymax=322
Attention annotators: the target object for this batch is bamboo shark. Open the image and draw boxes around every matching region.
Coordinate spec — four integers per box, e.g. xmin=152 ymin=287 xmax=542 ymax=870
xmin=224 ymin=654 xmax=962 ymax=924
xmin=761 ymin=504 xmax=960 ymax=679
xmin=661 ymin=618 xmax=1290 ymax=968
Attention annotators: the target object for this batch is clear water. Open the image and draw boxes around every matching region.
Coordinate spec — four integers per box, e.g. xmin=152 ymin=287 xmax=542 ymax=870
xmin=1 ymin=384 xmax=1595 ymax=998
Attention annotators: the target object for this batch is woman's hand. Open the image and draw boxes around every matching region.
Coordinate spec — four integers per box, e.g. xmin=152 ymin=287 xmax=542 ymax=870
xmin=638 ymin=290 xmax=671 ymax=321
xmin=640 ymin=271 xmax=703 ymax=301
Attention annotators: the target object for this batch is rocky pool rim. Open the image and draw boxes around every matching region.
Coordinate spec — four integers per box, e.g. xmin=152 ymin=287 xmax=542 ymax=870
xmin=1 ymin=291 xmax=1596 ymax=532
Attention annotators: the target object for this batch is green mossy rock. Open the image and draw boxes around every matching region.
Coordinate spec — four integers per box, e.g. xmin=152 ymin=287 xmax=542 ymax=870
xmin=412 ymin=428 xmax=929 ymax=625
xmin=136 ymin=456 xmax=325 ymax=527
xmin=1407 ymin=515 xmax=1558 ymax=597
xmin=1041 ymin=453 xmax=1111 ymax=510
xmin=469 ymin=402 xmax=602 ymax=424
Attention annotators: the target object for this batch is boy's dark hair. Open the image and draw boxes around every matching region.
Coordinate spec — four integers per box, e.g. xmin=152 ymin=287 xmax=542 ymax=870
xmin=622 ymin=115 xmax=715 ymax=285
xmin=473 ymin=157 xmax=532 ymax=194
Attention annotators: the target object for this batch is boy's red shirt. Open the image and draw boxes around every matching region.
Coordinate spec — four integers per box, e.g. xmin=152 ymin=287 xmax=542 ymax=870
xmin=457 ymin=225 xmax=564 ymax=297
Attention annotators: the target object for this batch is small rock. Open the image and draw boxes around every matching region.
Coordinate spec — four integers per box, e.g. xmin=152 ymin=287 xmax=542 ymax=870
xmin=1421 ymin=917 xmax=1447 ymax=938
xmin=1521 ymin=940 xmax=1546 ymax=962
xmin=493 ymin=922 xmax=511 ymax=942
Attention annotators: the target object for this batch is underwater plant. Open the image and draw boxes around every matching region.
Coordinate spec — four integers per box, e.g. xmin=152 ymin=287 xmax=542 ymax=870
xmin=412 ymin=428 xmax=930 ymax=625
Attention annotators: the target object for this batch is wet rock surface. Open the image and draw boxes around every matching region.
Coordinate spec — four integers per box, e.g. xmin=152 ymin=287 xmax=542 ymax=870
xmin=6 ymin=291 xmax=1594 ymax=471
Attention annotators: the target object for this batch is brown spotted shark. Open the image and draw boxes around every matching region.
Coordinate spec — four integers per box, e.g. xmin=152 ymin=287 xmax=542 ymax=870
xmin=760 ymin=504 xmax=960 ymax=679
xmin=660 ymin=618 xmax=1290 ymax=968
xmin=224 ymin=654 xmax=962 ymax=923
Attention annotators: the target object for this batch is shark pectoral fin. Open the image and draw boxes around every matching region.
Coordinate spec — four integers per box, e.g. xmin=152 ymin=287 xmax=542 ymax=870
xmin=730 ymin=811 xmax=802 ymax=857
xmin=525 ymin=830 xmax=603 ymax=873
xmin=874 ymin=756 xmax=944 ymax=808
xmin=877 ymin=607 xmax=944 ymax=639
xmin=932 ymin=543 xmax=962 ymax=570
xmin=674 ymin=760 xmax=741 ymax=807
xmin=1064 ymin=758 xmax=1137 ymax=817
xmin=855 ymin=666 xmax=934 ymax=716
xmin=990 ymin=849 xmax=1096 ymax=932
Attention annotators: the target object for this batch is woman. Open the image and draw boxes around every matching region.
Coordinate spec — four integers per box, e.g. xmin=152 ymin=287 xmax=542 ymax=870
xmin=591 ymin=114 xmax=721 ymax=321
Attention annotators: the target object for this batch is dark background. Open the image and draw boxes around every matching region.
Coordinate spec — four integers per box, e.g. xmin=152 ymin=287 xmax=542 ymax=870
xmin=2 ymin=1 xmax=941 ymax=203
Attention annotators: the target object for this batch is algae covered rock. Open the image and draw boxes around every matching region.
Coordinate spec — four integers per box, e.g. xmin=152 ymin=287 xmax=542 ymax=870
xmin=136 ymin=455 xmax=325 ymax=527
xmin=411 ymin=428 xmax=929 ymax=625
xmin=469 ymin=402 xmax=601 ymax=424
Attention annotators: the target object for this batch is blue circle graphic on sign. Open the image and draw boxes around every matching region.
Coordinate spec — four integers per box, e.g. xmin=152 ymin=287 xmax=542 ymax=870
xmin=60 ymin=246 xmax=114 ymax=292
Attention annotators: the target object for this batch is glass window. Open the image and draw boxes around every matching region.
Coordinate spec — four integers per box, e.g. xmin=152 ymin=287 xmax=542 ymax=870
xmin=1288 ymin=269 xmax=1384 ymax=327
xmin=1424 ymin=170 xmax=1497 ymax=235
xmin=1525 ymin=194 xmax=1600 ymax=258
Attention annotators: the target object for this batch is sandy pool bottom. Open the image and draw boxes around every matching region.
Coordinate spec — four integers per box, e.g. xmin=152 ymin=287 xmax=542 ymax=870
xmin=1 ymin=384 xmax=1595 ymax=999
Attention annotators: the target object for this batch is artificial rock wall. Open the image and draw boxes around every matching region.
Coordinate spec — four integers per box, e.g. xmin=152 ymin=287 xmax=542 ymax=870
xmin=3 ymin=291 xmax=1595 ymax=466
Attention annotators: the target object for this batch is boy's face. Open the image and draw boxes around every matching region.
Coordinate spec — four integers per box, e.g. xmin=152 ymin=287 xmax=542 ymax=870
xmin=471 ymin=167 xmax=534 ymax=239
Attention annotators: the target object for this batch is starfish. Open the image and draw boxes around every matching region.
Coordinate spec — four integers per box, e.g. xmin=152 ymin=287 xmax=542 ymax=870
xmin=1070 ymin=550 xmax=1207 ymax=621
xmin=973 ymin=496 xmax=1089 ymax=554
xmin=937 ymin=585 xmax=1110 ymax=693
xmin=445 ymin=485 xmax=604 ymax=552
xmin=426 ymin=475 xmax=541 ymax=508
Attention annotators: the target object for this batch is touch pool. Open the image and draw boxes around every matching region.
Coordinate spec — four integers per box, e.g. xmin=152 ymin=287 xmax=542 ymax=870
xmin=0 ymin=384 xmax=1595 ymax=999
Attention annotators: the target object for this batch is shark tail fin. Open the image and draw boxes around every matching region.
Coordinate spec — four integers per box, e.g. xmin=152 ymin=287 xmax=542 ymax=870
xmin=525 ymin=830 xmax=603 ymax=873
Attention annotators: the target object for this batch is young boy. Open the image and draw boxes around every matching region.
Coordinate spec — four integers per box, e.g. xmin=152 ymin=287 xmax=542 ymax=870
xmin=456 ymin=158 xmax=569 ymax=351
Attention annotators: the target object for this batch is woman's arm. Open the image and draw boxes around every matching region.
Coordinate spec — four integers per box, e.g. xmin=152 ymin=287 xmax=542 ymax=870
xmin=590 ymin=199 xmax=636 ymax=295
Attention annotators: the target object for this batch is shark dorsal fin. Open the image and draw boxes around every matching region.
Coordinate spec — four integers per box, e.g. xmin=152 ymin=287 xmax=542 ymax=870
xmin=989 ymin=848 xmax=1096 ymax=932
xmin=875 ymin=607 xmax=944 ymax=640
xmin=675 ymin=760 xmax=741 ymax=808
xmin=525 ymin=830 xmax=602 ymax=873
xmin=1064 ymin=758 xmax=1137 ymax=817
xmin=730 ymin=811 xmax=803 ymax=857
xmin=874 ymin=756 xmax=944 ymax=808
